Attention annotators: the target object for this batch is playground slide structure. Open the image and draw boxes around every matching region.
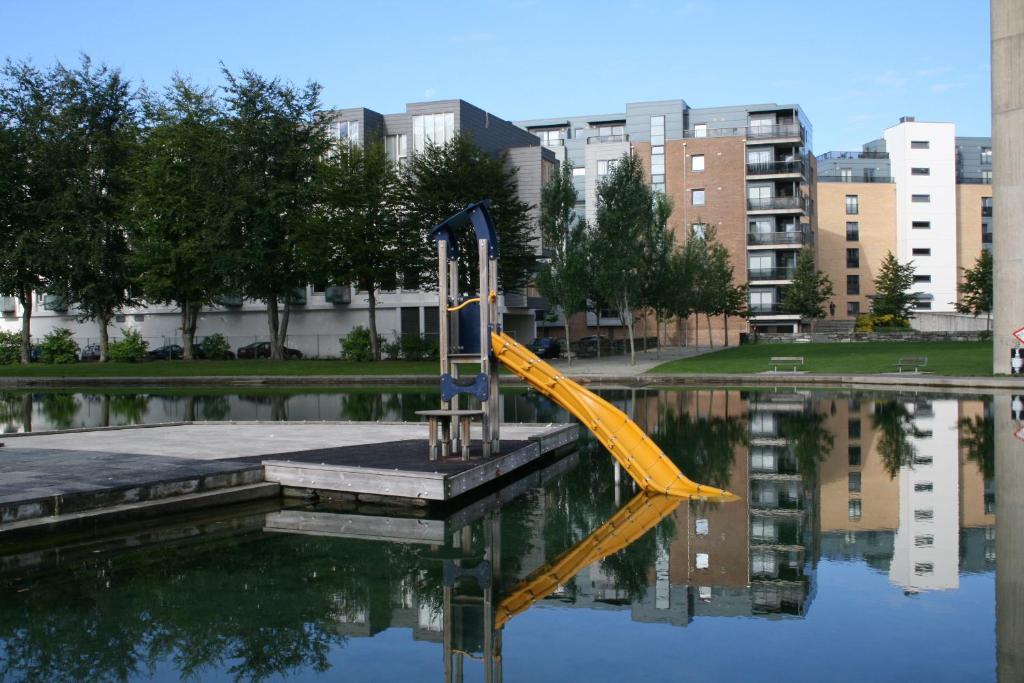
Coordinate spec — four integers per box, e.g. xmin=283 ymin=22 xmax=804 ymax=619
xmin=491 ymin=331 xmax=734 ymax=499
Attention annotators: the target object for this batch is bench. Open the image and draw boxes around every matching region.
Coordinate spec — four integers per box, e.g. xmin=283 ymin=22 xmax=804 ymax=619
xmin=415 ymin=409 xmax=485 ymax=461
xmin=769 ymin=356 xmax=804 ymax=372
xmin=896 ymin=356 xmax=928 ymax=373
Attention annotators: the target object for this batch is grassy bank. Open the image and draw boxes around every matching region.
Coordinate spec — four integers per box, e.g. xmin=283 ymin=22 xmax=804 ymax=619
xmin=0 ymin=359 xmax=440 ymax=378
xmin=648 ymin=341 xmax=993 ymax=376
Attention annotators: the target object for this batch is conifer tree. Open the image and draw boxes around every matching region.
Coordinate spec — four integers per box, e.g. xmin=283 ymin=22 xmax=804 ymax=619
xmin=871 ymin=251 xmax=918 ymax=324
xmin=781 ymin=248 xmax=834 ymax=332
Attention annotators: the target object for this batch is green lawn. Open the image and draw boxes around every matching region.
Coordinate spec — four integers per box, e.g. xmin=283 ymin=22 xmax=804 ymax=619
xmin=0 ymin=358 xmax=440 ymax=378
xmin=648 ymin=341 xmax=993 ymax=376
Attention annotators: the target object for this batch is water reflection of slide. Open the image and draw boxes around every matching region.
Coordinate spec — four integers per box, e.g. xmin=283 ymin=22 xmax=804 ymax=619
xmin=491 ymin=332 xmax=731 ymax=498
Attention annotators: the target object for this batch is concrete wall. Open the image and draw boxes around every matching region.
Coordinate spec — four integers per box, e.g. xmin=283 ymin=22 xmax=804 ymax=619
xmin=910 ymin=311 xmax=990 ymax=332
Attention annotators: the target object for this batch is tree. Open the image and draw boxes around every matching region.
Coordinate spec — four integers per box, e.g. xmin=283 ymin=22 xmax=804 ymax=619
xmin=536 ymin=161 xmax=590 ymax=364
xmin=403 ymin=133 xmax=535 ymax=293
xmin=638 ymin=192 xmax=675 ymax=354
xmin=691 ymin=226 xmax=741 ymax=347
xmin=591 ymin=152 xmax=651 ymax=365
xmin=318 ymin=137 xmax=412 ymax=360
xmin=131 ymin=78 xmax=234 ymax=360
xmin=666 ymin=225 xmax=702 ymax=346
xmin=781 ymin=248 xmax=834 ymax=332
xmin=871 ymin=251 xmax=918 ymax=323
xmin=221 ymin=67 xmax=329 ymax=360
xmin=51 ymin=58 xmax=141 ymax=361
xmin=956 ymin=249 xmax=993 ymax=329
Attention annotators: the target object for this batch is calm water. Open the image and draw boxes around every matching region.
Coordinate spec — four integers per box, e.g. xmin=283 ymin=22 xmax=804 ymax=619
xmin=0 ymin=387 xmax=1019 ymax=682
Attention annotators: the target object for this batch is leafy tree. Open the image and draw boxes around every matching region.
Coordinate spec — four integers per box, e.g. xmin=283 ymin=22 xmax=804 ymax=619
xmin=871 ymin=251 xmax=918 ymax=323
xmin=318 ymin=137 xmax=411 ymax=360
xmin=403 ymin=133 xmax=535 ymax=293
xmin=781 ymin=248 xmax=834 ymax=332
xmin=691 ymin=226 xmax=741 ymax=347
xmin=536 ymin=161 xmax=590 ymax=364
xmin=666 ymin=226 xmax=703 ymax=346
xmin=638 ymin=192 xmax=675 ymax=354
xmin=49 ymin=57 xmax=141 ymax=362
xmin=132 ymin=78 xmax=234 ymax=360
xmin=956 ymin=249 xmax=993 ymax=329
xmin=591 ymin=152 xmax=651 ymax=365
xmin=221 ymin=67 xmax=329 ymax=360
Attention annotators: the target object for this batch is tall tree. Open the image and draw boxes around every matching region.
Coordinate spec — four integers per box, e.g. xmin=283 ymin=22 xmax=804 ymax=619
xmin=536 ymin=161 xmax=590 ymax=364
xmin=318 ymin=136 xmax=411 ymax=360
xmin=131 ymin=78 xmax=234 ymax=360
xmin=221 ymin=67 xmax=329 ymax=360
xmin=403 ymin=133 xmax=535 ymax=293
xmin=639 ymin=192 xmax=675 ymax=354
xmin=667 ymin=226 xmax=703 ymax=346
xmin=591 ymin=152 xmax=651 ymax=365
xmin=0 ymin=60 xmax=63 ymax=363
xmin=871 ymin=251 xmax=918 ymax=324
xmin=781 ymin=248 xmax=834 ymax=332
xmin=956 ymin=249 xmax=993 ymax=329
xmin=691 ymin=226 xmax=741 ymax=347
xmin=51 ymin=58 xmax=141 ymax=361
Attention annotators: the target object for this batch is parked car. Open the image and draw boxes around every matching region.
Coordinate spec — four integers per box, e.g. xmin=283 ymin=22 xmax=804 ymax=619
xmin=527 ymin=337 xmax=561 ymax=359
xmin=147 ymin=344 xmax=184 ymax=361
xmin=80 ymin=343 xmax=102 ymax=362
xmin=236 ymin=341 xmax=302 ymax=360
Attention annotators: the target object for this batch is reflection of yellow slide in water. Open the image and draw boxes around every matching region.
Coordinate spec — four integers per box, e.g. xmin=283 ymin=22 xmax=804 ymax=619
xmin=495 ymin=491 xmax=680 ymax=629
xmin=491 ymin=332 xmax=732 ymax=498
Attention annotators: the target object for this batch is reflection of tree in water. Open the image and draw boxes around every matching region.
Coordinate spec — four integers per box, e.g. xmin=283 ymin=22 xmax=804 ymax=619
xmin=652 ymin=403 xmax=747 ymax=490
xmin=108 ymin=394 xmax=150 ymax=424
xmin=199 ymin=395 xmax=232 ymax=421
xmin=39 ymin=392 xmax=80 ymax=430
xmin=959 ymin=403 xmax=994 ymax=480
xmin=0 ymin=392 xmax=32 ymax=432
xmin=873 ymin=400 xmax=925 ymax=478
xmin=779 ymin=408 xmax=835 ymax=480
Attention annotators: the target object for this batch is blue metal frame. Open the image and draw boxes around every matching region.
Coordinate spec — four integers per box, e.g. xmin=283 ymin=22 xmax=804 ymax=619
xmin=429 ymin=200 xmax=500 ymax=260
xmin=440 ymin=372 xmax=490 ymax=402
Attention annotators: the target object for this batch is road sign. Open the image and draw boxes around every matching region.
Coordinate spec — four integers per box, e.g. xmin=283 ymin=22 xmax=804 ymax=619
xmin=1016 ymin=426 xmax=1024 ymax=443
xmin=1014 ymin=326 xmax=1024 ymax=345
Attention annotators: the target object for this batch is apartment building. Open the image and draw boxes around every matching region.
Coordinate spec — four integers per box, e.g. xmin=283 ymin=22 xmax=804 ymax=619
xmin=516 ymin=99 xmax=816 ymax=345
xmin=0 ymin=99 xmax=555 ymax=354
xmin=816 ymin=118 xmax=992 ymax=320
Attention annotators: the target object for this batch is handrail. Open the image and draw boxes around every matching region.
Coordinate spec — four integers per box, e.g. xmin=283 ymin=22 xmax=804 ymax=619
xmin=447 ymin=290 xmax=497 ymax=312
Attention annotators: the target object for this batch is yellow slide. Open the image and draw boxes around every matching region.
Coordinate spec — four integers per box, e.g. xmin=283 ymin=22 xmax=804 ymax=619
xmin=491 ymin=332 xmax=732 ymax=499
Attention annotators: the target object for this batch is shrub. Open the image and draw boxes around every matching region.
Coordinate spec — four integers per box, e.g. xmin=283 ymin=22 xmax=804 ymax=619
xmin=0 ymin=331 xmax=19 ymax=364
xmin=340 ymin=326 xmax=380 ymax=362
xmin=399 ymin=334 xmax=439 ymax=361
xmin=854 ymin=314 xmax=874 ymax=332
xmin=107 ymin=328 xmax=149 ymax=363
xmin=38 ymin=328 xmax=80 ymax=364
xmin=855 ymin=313 xmax=910 ymax=333
xmin=199 ymin=333 xmax=233 ymax=360
xmin=381 ymin=337 xmax=401 ymax=360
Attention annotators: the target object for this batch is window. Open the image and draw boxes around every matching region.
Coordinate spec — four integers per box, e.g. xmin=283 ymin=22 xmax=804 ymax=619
xmin=848 ymin=418 xmax=861 ymax=438
xmin=751 ymin=518 xmax=778 ymax=541
xmin=914 ymin=509 xmax=934 ymax=521
xmin=912 ymin=220 xmax=931 ymax=229
xmin=846 ymin=195 xmax=859 ymax=214
xmin=911 ymin=140 xmax=930 ymax=149
xmin=912 ymin=194 xmax=931 ymax=203
xmin=847 ymin=248 xmax=860 ymax=268
xmin=981 ymin=146 xmax=992 ymax=164
xmin=312 ymin=283 xmax=327 ymax=294
xmin=574 ymin=127 xmax=583 ymax=139
xmin=982 ymin=197 xmax=993 ymax=217
xmin=849 ymin=472 xmax=862 ymax=493
xmin=597 ymin=159 xmax=617 ymax=177
xmin=914 ymin=482 xmax=934 ymax=492
xmin=982 ymin=170 xmax=993 ymax=182
xmin=849 ymin=445 xmax=862 ymax=466
xmin=693 ymin=123 xmax=707 ymax=138
xmin=913 ymin=275 xmax=932 ymax=283
xmin=572 ymin=167 xmax=585 ymax=177
xmin=692 ymin=188 xmax=706 ymax=206
xmin=840 ymin=168 xmax=853 ymax=181
xmin=847 ymin=274 xmax=860 ymax=295
xmin=650 ymin=115 xmax=665 ymax=145
xmin=536 ymin=129 xmax=565 ymax=146
xmin=915 ymin=535 xmax=934 ymax=547
xmin=915 ymin=562 xmax=934 ymax=575
xmin=385 ymin=134 xmax=408 ymax=167
xmin=691 ymin=154 xmax=705 ymax=172
xmin=691 ymin=223 xmax=708 ymax=238
xmin=328 ymin=119 xmax=360 ymax=144
xmin=912 ymin=248 xmax=931 ymax=256
xmin=114 ymin=314 xmax=127 ymax=323
xmin=847 ymin=301 xmax=861 ymax=316
xmin=913 ymin=455 xmax=933 ymax=466
xmin=412 ymin=112 xmax=455 ymax=154
xmin=133 ymin=314 xmax=145 ymax=322
xmin=593 ymin=124 xmax=624 ymax=138
xmin=846 ymin=221 xmax=859 ymax=241
xmin=849 ymin=500 xmax=862 ymax=520
xmin=914 ymin=301 xmax=932 ymax=310
xmin=911 ymin=167 xmax=931 ymax=176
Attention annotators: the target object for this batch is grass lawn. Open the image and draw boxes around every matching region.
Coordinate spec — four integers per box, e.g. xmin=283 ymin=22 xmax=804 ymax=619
xmin=0 ymin=358 xmax=441 ymax=378
xmin=648 ymin=341 xmax=993 ymax=376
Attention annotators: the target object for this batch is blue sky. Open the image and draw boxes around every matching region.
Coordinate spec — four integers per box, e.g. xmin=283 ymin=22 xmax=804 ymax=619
xmin=0 ymin=0 xmax=991 ymax=152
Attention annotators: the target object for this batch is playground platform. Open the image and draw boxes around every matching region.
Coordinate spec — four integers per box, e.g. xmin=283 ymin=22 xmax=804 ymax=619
xmin=0 ymin=421 xmax=579 ymax=539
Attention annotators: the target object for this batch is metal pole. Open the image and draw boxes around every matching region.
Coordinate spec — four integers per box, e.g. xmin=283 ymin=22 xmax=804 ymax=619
xmin=488 ymin=257 xmax=500 ymax=452
xmin=450 ymin=260 xmax=460 ymax=406
xmin=439 ymin=240 xmax=450 ymax=410
xmin=479 ymin=240 xmax=492 ymax=458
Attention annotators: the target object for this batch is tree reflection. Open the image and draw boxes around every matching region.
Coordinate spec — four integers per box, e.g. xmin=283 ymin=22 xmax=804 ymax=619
xmin=38 ymin=392 xmax=80 ymax=430
xmin=652 ymin=404 xmax=747 ymax=490
xmin=108 ymin=394 xmax=150 ymax=424
xmin=959 ymin=405 xmax=994 ymax=480
xmin=779 ymin=408 xmax=835 ymax=480
xmin=873 ymin=400 xmax=924 ymax=477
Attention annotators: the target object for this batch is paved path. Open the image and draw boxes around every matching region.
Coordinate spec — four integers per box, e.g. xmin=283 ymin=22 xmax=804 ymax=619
xmin=546 ymin=345 xmax=716 ymax=377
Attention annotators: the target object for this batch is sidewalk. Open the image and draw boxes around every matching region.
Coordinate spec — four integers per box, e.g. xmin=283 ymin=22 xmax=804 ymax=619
xmin=548 ymin=345 xmax=717 ymax=377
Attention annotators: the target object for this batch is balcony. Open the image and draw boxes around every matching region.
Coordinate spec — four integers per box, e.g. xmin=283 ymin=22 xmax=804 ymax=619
xmin=747 ymin=196 xmax=808 ymax=212
xmin=748 ymin=230 xmax=811 ymax=246
xmin=818 ymin=175 xmax=894 ymax=183
xmin=748 ymin=303 xmax=787 ymax=315
xmin=749 ymin=267 xmax=796 ymax=281
xmin=817 ymin=150 xmax=889 ymax=160
xmin=746 ymin=123 xmax=804 ymax=141
xmin=958 ymin=174 xmax=993 ymax=184
xmin=747 ymin=160 xmax=805 ymax=176
xmin=682 ymin=126 xmax=746 ymax=139
xmin=587 ymin=134 xmax=628 ymax=144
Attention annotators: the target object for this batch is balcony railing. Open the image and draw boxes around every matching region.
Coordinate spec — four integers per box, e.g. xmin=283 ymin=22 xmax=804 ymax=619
xmin=747 ymin=160 xmax=805 ymax=176
xmin=957 ymin=174 xmax=992 ymax=184
xmin=749 ymin=267 xmax=796 ymax=281
xmin=818 ymin=175 xmax=894 ymax=183
xmin=540 ymin=138 xmax=565 ymax=147
xmin=747 ymin=230 xmax=811 ymax=246
xmin=817 ymin=150 xmax=889 ymax=160
xmin=747 ymin=196 xmax=808 ymax=212
xmin=682 ymin=126 xmax=746 ymax=139
xmin=587 ymin=134 xmax=628 ymax=144
xmin=746 ymin=124 xmax=804 ymax=140
xmin=748 ymin=303 xmax=787 ymax=314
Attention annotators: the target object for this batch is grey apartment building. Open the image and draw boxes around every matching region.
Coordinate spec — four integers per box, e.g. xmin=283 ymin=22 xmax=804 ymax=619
xmin=515 ymin=99 xmax=816 ymax=343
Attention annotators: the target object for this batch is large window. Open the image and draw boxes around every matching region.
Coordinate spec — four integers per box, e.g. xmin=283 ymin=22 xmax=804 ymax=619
xmin=847 ymin=274 xmax=860 ymax=295
xmin=847 ymin=248 xmax=860 ymax=268
xmin=847 ymin=301 xmax=860 ymax=317
xmin=840 ymin=168 xmax=853 ymax=181
xmin=693 ymin=123 xmax=707 ymax=138
xmin=328 ymin=120 xmax=360 ymax=144
xmin=412 ymin=112 xmax=455 ymax=154
xmin=385 ymin=134 xmax=408 ymax=167
xmin=849 ymin=472 xmax=862 ymax=493
xmin=846 ymin=195 xmax=859 ymax=215
xmin=849 ymin=500 xmax=862 ymax=520
xmin=597 ymin=159 xmax=617 ymax=177
xmin=911 ymin=140 xmax=930 ymax=149
xmin=691 ymin=154 xmax=705 ymax=172
xmin=536 ymin=128 xmax=565 ymax=146
xmin=650 ymin=115 xmax=665 ymax=146
xmin=691 ymin=188 xmax=706 ymax=206
xmin=846 ymin=221 xmax=859 ymax=241
xmin=981 ymin=146 xmax=992 ymax=164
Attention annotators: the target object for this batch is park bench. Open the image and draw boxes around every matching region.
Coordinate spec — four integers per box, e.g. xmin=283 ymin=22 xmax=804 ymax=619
xmin=896 ymin=356 xmax=928 ymax=373
xmin=769 ymin=356 xmax=804 ymax=373
xmin=415 ymin=409 xmax=485 ymax=461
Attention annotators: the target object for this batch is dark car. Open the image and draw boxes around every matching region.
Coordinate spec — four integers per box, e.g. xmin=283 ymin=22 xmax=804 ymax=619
xmin=80 ymin=343 xmax=102 ymax=362
xmin=527 ymin=337 xmax=561 ymax=359
xmin=236 ymin=341 xmax=302 ymax=360
xmin=148 ymin=344 xmax=184 ymax=361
